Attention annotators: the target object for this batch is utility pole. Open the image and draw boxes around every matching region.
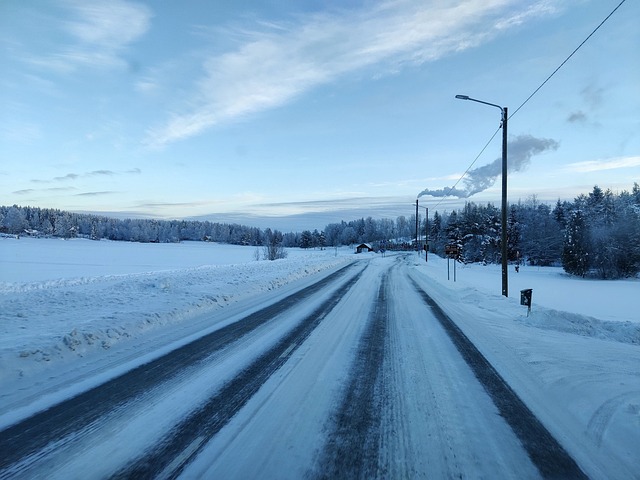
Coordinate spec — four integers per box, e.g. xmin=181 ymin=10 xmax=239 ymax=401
xmin=425 ymin=206 xmax=429 ymax=263
xmin=501 ymin=107 xmax=508 ymax=297
xmin=415 ymin=198 xmax=419 ymax=254
xmin=455 ymin=94 xmax=509 ymax=297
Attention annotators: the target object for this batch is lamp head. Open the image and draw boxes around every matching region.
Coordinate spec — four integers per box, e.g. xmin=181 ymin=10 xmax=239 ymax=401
xmin=455 ymin=95 xmax=469 ymax=100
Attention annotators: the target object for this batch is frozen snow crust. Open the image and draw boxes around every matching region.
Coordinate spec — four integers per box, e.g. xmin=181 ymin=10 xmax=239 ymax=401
xmin=0 ymin=238 xmax=352 ymax=390
xmin=1 ymin=237 xmax=637 ymax=389
xmin=1 ymin=236 xmax=639 ymax=479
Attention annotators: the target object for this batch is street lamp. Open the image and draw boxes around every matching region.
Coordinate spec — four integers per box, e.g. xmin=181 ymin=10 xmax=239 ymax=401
xmin=414 ymin=199 xmax=419 ymax=253
xmin=423 ymin=206 xmax=429 ymax=263
xmin=455 ymin=94 xmax=509 ymax=297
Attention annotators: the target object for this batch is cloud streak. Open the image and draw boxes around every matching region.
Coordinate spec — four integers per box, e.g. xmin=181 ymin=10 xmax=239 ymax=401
xmin=146 ymin=0 xmax=557 ymax=147
xmin=27 ymin=0 xmax=151 ymax=73
xmin=31 ymin=168 xmax=142 ymax=184
xmin=418 ymin=134 xmax=559 ymax=199
xmin=74 ymin=191 xmax=117 ymax=197
xmin=13 ymin=187 xmax=77 ymax=195
xmin=566 ymin=156 xmax=640 ymax=173
xmin=53 ymin=173 xmax=80 ymax=181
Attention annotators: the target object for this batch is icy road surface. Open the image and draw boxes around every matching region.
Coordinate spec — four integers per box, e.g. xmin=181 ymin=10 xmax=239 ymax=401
xmin=1 ymin=254 xmax=588 ymax=478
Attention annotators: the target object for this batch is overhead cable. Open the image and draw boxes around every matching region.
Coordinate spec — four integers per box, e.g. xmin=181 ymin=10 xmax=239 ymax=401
xmin=430 ymin=0 xmax=627 ymax=209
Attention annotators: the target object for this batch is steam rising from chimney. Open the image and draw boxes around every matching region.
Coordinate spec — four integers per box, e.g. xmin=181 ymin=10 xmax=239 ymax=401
xmin=418 ymin=135 xmax=559 ymax=199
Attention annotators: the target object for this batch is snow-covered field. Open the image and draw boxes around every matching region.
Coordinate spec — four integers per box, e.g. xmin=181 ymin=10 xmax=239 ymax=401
xmin=0 ymin=238 xmax=351 ymax=397
xmin=1 ymin=236 xmax=639 ymax=478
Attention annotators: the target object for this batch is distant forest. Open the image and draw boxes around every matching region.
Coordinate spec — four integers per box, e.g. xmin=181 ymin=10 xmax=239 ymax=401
xmin=2 ymin=183 xmax=639 ymax=279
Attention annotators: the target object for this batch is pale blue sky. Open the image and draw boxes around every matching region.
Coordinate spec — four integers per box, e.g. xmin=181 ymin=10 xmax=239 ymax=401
xmin=1 ymin=0 xmax=638 ymax=230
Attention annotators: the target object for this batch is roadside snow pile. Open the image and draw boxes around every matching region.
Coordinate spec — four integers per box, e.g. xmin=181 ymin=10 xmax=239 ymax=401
xmin=413 ymin=254 xmax=640 ymax=345
xmin=520 ymin=309 xmax=640 ymax=345
xmin=0 ymin=238 xmax=352 ymax=383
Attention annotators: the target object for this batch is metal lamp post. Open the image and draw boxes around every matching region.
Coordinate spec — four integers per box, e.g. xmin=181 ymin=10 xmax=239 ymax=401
xmin=424 ymin=206 xmax=429 ymax=263
xmin=415 ymin=199 xmax=419 ymax=253
xmin=455 ymin=94 xmax=509 ymax=297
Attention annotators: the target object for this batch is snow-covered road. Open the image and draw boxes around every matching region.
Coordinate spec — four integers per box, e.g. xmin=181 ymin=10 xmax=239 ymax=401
xmin=0 ymin=254 xmax=591 ymax=479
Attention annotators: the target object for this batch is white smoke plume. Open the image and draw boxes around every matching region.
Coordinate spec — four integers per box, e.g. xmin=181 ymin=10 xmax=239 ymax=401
xmin=418 ymin=134 xmax=559 ymax=199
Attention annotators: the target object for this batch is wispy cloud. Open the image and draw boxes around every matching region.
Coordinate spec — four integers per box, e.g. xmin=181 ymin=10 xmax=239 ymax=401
xmin=74 ymin=191 xmax=117 ymax=197
xmin=27 ymin=0 xmax=151 ymax=73
xmin=48 ymin=187 xmax=77 ymax=192
xmin=146 ymin=0 xmax=557 ymax=147
xmin=565 ymin=156 xmax=640 ymax=173
xmin=565 ymin=83 xmax=606 ymax=125
xmin=54 ymin=173 xmax=81 ymax=181
xmin=567 ymin=111 xmax=587 ymax=123
xmin=14 ymin=186 xmax=77 ymax=194
xmin=134 ymin=200 xmax=225 ymax=215
xmin=32 ymin=168 xmax=142 ymax=184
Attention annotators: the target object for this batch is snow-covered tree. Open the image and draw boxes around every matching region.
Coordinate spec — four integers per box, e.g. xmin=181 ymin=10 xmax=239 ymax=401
xmin=315 ymin=230 xmax=326 ymax=249
xmin=263 ymin=228 xmax=287 ymax=260
xmin=562 ymin=210 xmax=591 ymax=277
xmin=428 ymin=211 xmax=444 ymax=254
xmin=53 ymin=212 xmax=76 ymax=238
xmin=395 ymin=215 xmax=410 ymax=241
xmin=1 ymin=206 xmax=27 ymax=234
xmin=340 ymin=226 xmax=357 ymax=246
xmin=300 ymin=230 xmax=313 ymax=249
xmin=445 ymin=211 xmax=463 ymax=247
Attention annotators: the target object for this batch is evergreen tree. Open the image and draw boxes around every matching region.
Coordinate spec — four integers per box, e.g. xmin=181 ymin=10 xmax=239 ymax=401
xmin=632 ymin=182 xmax=640 ymax=206
xmin=552 ymin=199 xmax=565 ymax=227
xmin=507 ymin=204 xmax=521 ymax=262
xmin=428 ymin=211 xmax=448 ymax=255
xmin=562 ymin=210 xmax=591 ymax=277
xmin=445 ymin=211 xmax=462 ymax=247
xmin=310 ymin=229 xmax=324 ymax=249
xmin=2 ymin=206 xmax=27 ymax=234
xmin=53 ymin=212 xmax=74 ymax=239
xmin=480 ymin=204 xmax=501 ymax=263
xmin=300 ymin=230 xmax=313 ymax=249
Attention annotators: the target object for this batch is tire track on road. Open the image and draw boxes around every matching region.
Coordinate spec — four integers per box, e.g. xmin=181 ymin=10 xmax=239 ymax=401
xmin=112 ymin=266 xmax=366 ymax=479
xmin=409 ymin=276 xmax=588 ymax=480
xmin=587 ymin=391 xmax=640 ymax=447
xmin=315 ymin=271 xmax=389 ymax=479
xmin=0 ymin=263 xmax=357 ymax=474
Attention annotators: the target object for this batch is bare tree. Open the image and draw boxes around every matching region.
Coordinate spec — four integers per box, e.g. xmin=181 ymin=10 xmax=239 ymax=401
xmin=263 ymin=228 xmax=287 ymax=261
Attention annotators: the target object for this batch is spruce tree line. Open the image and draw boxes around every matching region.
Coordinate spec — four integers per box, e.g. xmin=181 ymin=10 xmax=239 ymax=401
xmin=321 ymin=184 xmax=640 ymax=279
xmin=426 ymin=185 xmax=640 ymax=279
xmin=0 ymin=206 xmax=294 ymax=248
xmin=2 ymin=183 xmax=639 ymax=278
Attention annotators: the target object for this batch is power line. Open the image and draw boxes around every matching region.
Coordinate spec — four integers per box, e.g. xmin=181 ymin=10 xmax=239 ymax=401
xmin=428 ymin=0 xmax=627 ymax=211
xmin=432 ymin=126 xmax=500 ymax=211
xmin=510 ymin=0 xmax=627 ymax=119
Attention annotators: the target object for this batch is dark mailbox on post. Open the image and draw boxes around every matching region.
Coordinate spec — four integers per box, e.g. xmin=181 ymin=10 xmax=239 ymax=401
xmin=520 ymin=289 xmax=532 ymax=313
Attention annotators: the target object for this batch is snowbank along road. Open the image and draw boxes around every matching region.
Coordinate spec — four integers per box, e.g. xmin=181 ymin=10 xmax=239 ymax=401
xmin=0 ymin=254 xmax=588 ymax=479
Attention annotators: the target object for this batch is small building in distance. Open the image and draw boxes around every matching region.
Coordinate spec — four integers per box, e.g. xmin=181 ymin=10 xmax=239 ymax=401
xmin=355 ymin=243 xmax=373 ymax=254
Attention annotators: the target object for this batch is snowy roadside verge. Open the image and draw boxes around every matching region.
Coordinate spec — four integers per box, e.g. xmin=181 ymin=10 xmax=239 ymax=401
xmin=0 ymin=250 xmax=354 ymax=392
xmin=408 ymin=255 xmax=640 ymax=479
